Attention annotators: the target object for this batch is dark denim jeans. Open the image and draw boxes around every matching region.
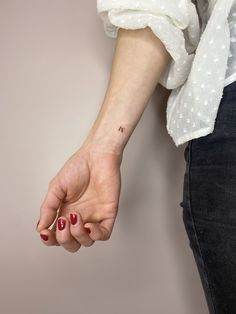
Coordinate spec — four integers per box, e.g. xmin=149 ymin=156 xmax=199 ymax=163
xmin=179 ymin=80 xmax=236 ymax=314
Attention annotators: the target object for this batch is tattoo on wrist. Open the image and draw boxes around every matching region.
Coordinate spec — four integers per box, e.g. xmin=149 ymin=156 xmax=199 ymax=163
xmin=118 ymin=126 xmax=125 ymax=133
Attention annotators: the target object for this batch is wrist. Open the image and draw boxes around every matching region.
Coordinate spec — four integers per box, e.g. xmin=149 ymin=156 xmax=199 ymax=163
xmin=82 ymin=122 xmax=134 ymax=157
xmin=81 ymin=137 xmax=124 ymax=168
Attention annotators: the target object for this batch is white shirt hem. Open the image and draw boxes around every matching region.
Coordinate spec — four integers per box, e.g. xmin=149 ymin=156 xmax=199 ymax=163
xmin=224 ymin=73 xmax=236 ymax=87
xmin=174 ymin=126 xmax=214 ymax=147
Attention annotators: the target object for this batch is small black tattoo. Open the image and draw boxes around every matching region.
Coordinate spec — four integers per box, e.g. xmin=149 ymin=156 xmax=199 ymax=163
xmin=118 ymin=126 xmax=125 ymax=133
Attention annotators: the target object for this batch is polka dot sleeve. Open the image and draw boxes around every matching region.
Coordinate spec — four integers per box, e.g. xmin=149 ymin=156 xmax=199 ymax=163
xmin=97 ymin=0 xmax=201 ymax=90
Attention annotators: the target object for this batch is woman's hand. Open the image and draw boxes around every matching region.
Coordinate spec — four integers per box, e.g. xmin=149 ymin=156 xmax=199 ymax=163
xmin=36 ymin=145 xmax=122 ymax=253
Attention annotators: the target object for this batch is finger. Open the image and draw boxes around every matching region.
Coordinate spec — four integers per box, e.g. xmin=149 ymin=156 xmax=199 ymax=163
xmin=56 ymin=216 xmax=81 ymax=253
xmin=69 ymin=212 xmax=95 ymax=247
xmin=99 ymin=216 xmax=116 ymax=240
xmin=38 ymin=229 xmax=60 ymax=246
xmin=84 ymin=217 xmax=114 ymax=241
xmin=37 ymin=178 xmax=66 ymax=232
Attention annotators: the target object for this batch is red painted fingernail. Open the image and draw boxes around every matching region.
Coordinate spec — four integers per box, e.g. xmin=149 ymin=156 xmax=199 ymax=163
xmin=58 ymin=218 xmax=66 ymax=231
xmin=70 ymin=213 xmax=77 ymax=225
xmin=40 ymin=234 xmax=48 ymax=241
xmin=85 ymin=227 xmax=91 ymax=234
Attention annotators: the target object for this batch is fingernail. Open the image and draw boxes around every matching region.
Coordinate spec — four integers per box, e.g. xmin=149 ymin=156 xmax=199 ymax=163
xmin=85 ymin=227 xmax=91 ymax=234
xmin=40 ymin=234 xmax=48 ymax=241
xmin=70 ymin=213 xmax=77 ymax=225
xmin=58 ymin=218 xmax=66 ymax=231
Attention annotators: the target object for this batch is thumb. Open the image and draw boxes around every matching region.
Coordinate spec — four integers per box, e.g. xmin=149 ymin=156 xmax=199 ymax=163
xmin=37 ymin=178 xmax=66 ymax=232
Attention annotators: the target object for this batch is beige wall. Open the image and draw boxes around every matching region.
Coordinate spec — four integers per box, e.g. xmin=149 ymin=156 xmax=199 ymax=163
xmin=0 ymin=1 xmax=209 ymax=313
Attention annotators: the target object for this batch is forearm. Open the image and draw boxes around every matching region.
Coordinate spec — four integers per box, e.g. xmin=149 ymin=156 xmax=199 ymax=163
xmin=83 ymin=26 xmax=171 ymax=155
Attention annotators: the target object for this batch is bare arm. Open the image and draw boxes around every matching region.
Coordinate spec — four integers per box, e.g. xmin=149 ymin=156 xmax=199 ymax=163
xmin=36 ymin=26 xmax=171 ymax=252
xmin=83 ymin=26 xmax=171 ymax=155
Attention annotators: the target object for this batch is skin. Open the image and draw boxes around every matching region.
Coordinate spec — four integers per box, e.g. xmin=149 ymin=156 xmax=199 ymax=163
xmin=36 ymin=26 xmax=172 ymax=253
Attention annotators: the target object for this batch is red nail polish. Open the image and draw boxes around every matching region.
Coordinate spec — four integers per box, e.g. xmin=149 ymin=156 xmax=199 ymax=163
xmin=85 ymin=227 xmax=91 ymax=234
xmin=40 ymin=234 xmax=48 ymax=241
xmin=70 ymin=213 xmax=77 ymax=225
xmin=58 ymin=218 xmax=66 ymax=231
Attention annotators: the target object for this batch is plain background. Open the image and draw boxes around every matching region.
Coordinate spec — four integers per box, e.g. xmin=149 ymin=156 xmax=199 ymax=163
xmin=0 ymin=1 xmax=209 ymax=313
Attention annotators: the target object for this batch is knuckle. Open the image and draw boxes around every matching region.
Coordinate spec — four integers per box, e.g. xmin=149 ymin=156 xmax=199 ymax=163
xmin=83 ymin=241 xmax=94 ymax=247
xmin=93 ymin=233 xmax=108 ymax=241
xmin=68 ymin=247 xmax=80 ymax=253
xmin=71 ymin=229 xmax=83 ymax=238
xmin=56 ymin=235 xmax=68 ymax=245
xmin=103 ymin=234 xmax=110 ymax=241
xmin=101 ymin=228 xmax=111 ymax=241
xmin=59 ymin=239 xmax=68 ymax=245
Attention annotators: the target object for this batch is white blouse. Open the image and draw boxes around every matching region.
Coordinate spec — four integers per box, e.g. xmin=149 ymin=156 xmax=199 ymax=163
xmin=97 ymin=0 xmax=236 ymax=147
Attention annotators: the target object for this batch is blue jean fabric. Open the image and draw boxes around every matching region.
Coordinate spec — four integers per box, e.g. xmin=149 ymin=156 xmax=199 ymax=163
xmin=179 ymin=80 xmax=236 ymax=314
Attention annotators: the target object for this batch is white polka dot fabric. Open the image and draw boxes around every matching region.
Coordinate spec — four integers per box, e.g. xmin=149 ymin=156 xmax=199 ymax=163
xmin=225 ymin=1 xmax=236 ymax=85
xmin=97 ymin=0 xmax=236 ymax=147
